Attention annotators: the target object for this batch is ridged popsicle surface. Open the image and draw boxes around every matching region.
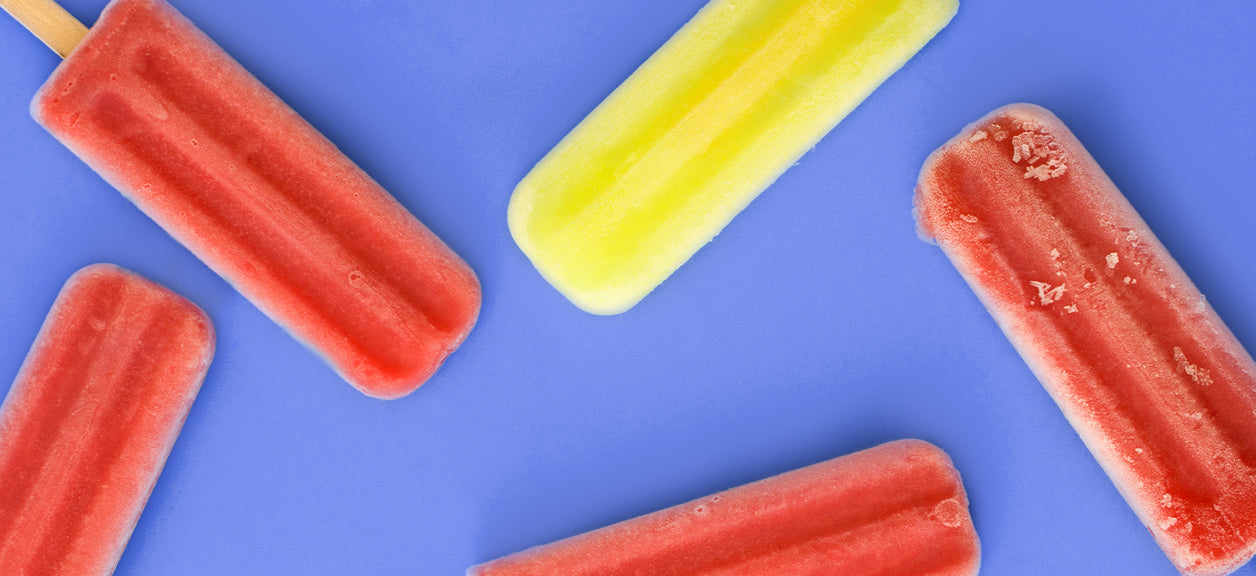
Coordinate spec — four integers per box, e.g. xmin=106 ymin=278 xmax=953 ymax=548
xmin=33 ymin=0 xmax=480 ymax=399
xmin=469 ymin=439 xmax=980 ymax=576
xmin=915 ymin=103 xmax=1256 ymax=576
xmin=510 ymin=0 xmax=958 ymax=314
xmin=0 ymin=264 xmax=215 ymax=576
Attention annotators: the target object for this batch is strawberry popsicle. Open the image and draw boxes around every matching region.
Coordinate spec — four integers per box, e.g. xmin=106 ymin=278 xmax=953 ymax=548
xmin=8 ymin=0 xmax=480 ymax=399
xmin=915 ymin=104 xmax=1256 ymax=576
xmin=509 ymin=0 xmax=958 ymax=314
xmin=468 ymin=439 xmax=980 ymax=575
xmin=0 ymin=264 xmax=214 ymax=576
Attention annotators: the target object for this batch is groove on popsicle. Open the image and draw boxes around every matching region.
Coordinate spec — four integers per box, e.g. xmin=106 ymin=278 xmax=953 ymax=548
xmin=87 ymin=92 xmax=435 ymax=381
xmin=928 ymin=171 xmax=1256 ymax=567
xmin=1037 ymin=170 xmax=1256 ymax=471
xmin=918 ymin=110 xmax=1256 ymax=548
xmin=562 ymin=0 xmax=905 ymax=283
xmin=476 ymin=441 xmax=977 ymax=575
xmin=31 ymin=0 xmax=478 ymax=396
xmin=524 ymin=0 xmax=910 ymax=290
xmin=932 ymin=149 xmax=1228 ymax=503
xmin=24 ymin=301 xmax=179 ymax=575
xmin=0 ymin=276 xmax=127 ymax=563
xmin=132 ymin=46 xmax=466 ymax=335
xmin=692 ymin=507 xmax=977 ymax=575
xmin=135 ymin=44 xmax=465 ymax=328
xmin=0 ymin=273 xmax=201 ymax=574
xmin=522 ymin=0 xmax=797 ymax=239
xmin=663 ymin=487 xmax=973 ymax=576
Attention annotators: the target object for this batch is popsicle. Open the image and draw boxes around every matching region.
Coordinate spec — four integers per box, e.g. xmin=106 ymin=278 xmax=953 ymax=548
xmin=3 ymin=0 xmax=481 ymax=399
xmin=509 ymin=0 xmax=958 ymax=314
xmin=0 ymin=263 xmax=214 ymax=576
xmin=468 ymin=439 xmax=980 ymax=575
xmin=914 ymin=104 xmax=1256 ymax=576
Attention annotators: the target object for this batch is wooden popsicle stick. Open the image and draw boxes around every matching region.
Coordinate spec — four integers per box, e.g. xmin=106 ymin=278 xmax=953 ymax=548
xmin=1 ymin=0 xmax=88 ymax=58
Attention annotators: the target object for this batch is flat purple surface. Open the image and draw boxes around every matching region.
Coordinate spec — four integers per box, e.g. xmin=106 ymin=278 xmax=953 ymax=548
xmin=1 ymin=1 xmax=1254 ymax=574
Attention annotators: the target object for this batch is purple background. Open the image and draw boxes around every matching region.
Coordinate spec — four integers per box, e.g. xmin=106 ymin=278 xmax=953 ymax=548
xmin=1 ymin=0 xmax=1254 ymax=574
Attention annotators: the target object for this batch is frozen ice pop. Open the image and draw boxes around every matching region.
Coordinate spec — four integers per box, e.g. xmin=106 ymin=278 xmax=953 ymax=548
xmin=5 ymin=0 xmax=480 ymax=399
xmin=468 ymin=439 xmax=980 ymax=575
xmin=0 ymin=263 xmax=214 ymax=576
xmin=915 ymin=104 xmax=1256 ymax=576
xmin=509 ymin=0 xmax=958 ymax=314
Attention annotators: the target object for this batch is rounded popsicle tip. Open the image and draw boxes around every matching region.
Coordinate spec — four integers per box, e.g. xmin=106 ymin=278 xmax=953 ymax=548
xmin=883 ymin=438 xmax=964 ymax=479
xmin=64 ymin=262 xmax=129 ymax=285
xmin=562 ymin=289 xmax=642 ymax=316
xmin=66 ymin=262 xmax=211 ymax=322
xmin=330 ymin=263 xmax=482 ymax=401
xmin=918 ymin=0 xmax=961 ymax=29
xmin=1157 ymin=514 xmax=1256 ymax=576
xmin=880 ymin=439 xmax=981 ymax=576
xmin=508 ymin=179 xmax=644 ymax=316
xmin=568 ymin=291 xmax=643 ymax=316
xmin=913 ymin=102 xmax=1067 ymax=245
xmin=62 ymin=263 xmax=218 ymax=364
xmin=344 ymin=341 xmax=469 ymax=401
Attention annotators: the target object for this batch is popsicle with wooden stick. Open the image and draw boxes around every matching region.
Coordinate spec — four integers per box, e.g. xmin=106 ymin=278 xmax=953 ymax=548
xmin=1 ymin=0 xmax=481 ymax=399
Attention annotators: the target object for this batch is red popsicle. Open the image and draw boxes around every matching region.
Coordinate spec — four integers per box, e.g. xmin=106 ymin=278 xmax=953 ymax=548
xmin=4 ymin=0 xmax=480 ymax=399
xmin=915 ymin=103 xmax=1256 ymax=576
xmin=469 ymin=439 xmax=980 ymax=576
xmin=0 ymin=264 xmax=215 ymax=576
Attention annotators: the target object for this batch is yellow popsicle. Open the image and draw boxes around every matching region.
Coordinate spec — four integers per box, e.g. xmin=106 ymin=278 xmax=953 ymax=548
xmin=509 ymin=0 xmax=958 ymax=314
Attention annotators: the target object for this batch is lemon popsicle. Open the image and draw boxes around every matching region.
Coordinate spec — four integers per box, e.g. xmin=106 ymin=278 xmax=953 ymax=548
xmin=12 ymin=0 xmax=480 ymax=399
xmin=0 ymin=264 xmax=214 ymax=576
xmin=510 ymin=0 xmax=958 ymax=314
xmin=915 ymin=104 xmax=1256 ymax=576
xmin=469 ymin=440 xmax=980 ymax=575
